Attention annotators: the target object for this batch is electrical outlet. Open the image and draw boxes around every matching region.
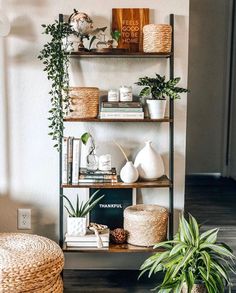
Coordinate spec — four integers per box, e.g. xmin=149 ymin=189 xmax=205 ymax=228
xmin=17 ymin=208 xmax=31 ymax=230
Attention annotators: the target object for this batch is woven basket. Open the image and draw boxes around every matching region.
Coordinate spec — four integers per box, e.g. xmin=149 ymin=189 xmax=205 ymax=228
xmin=67 ymin=87 xmax=99 ymax=118
xmin=0 ymin=233 xmax=64 ymax=293
xmin=124 ymin=204 xmax=168 ymax=247
xmin=143 ymin=24 xmax=172 ymax=53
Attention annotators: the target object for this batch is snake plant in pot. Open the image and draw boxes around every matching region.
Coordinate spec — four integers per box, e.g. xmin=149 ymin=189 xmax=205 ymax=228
xmin=135 ymin=74 xmax=189 ymax=119
xmin=63 ymin=190 xmax=104 ymax=236
xmin=139 ymin=214 xmax=235 ymax=293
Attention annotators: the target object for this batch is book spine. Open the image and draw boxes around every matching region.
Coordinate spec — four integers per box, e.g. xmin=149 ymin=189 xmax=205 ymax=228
xmin=101 ymin=107 xmax=143 ymax=112
xmin=79 ymin=174 xmax=117 ymax=180
xmin=67 ymin=137 xmax=73 ymax=184
xmin=78 ymin=178 xmax=118 ymax=183
xmin=66 ymin=241 xmax=109 ymax=247
xmin=72 ymin=138 xmax=81 ymax=184
xmin=79 ymin=168 xmax=117 ymax=175
xmin=100 ymin=112 xmax=144 ymax=119
xmin=65 ymin=236 xmax=109 ymax=242
xmin=62 ymin=137 xmax=68 ymax=184
xmin=102 ymin=102 xmax=142 ymax=108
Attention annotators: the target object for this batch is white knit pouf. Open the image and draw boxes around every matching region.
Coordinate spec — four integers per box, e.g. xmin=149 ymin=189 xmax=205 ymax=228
xmin=124 ymin=204 xmax=168 ymax=247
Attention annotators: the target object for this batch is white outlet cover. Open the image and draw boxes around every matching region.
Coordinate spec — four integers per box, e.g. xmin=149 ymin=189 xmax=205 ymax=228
xmin=17 ymin=208 xmax=31 ymax=230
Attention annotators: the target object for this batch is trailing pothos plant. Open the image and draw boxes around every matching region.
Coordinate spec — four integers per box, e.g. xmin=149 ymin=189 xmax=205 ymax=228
xmin=38 ymin=20 xmax=73 ymax=150
xmin=139 ymin=214 xmax=235 ymax=293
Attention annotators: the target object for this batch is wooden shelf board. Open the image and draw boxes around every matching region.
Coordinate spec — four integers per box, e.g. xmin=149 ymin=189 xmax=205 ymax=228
xmin=64 ymin=117 xmax=172 ymax=123
xmin=63 ymin=243 xmax=165 ymax=253
xmin=62 ymin=175 xmax=171 ymax=189
xmin=69 ymin=51 xmax=172 ymax=58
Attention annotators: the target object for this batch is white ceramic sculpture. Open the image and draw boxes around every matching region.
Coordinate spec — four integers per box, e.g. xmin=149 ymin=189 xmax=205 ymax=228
xmin=134 ymin=141 xmax=164 ymax=180
xmin=120 ymin=161 xmax=139 ymax=183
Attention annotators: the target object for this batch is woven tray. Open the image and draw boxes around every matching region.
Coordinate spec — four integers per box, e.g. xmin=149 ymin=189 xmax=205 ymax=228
xmin=67 ymin=87 xmax=99 ymax=118
xmin=124 ymin=204 xmax=168 ymax=247
xmin=0 ymin=233 xmax=64 ymax=293
xmin=143 ymin=24 xmax=172 ymax=53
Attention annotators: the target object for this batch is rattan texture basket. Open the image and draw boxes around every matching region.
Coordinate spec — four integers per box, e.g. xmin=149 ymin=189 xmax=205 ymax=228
xmin=67 ymin=87 xmax=99 ymax=118
xmin=0 ymin=233 xmax=64 ymax=293
xmin=124 ymin=204 xmax=168 ymax=247
xmin=143 ymin=24 xmax=172 ymax=53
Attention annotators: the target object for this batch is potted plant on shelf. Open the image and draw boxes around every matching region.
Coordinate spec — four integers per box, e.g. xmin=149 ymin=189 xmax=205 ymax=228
xmin=139 ymin=214 xmax=235 ymax=293
xmin=135 ymin=74 xmax=189 ymax=119
xmin=38 ymin=20 xmax=73 ymax=150
xmin=63 ymin=190 xmax=104 ymax=236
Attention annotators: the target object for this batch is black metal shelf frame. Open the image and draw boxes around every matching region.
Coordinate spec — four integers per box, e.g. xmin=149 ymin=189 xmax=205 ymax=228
xmin=58 ymin=14 xmax=175 ymax=248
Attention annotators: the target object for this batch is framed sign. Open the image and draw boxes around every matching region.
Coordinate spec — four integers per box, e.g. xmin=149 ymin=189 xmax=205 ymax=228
xmin=112 ymin=8 xmax=149 ymax=52
xmin=89 ymin=188 xmax=136 ymax=229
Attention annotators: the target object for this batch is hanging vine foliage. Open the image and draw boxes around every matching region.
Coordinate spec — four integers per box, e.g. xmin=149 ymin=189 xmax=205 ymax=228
xmin=38 ymin=20 xmax=73 ymax=150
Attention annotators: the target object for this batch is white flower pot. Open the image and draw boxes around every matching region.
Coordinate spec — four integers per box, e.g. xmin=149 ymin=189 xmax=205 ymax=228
xmin=67 ymin=217 xmax=87 ymax=236
xmin=147 ymin=99 xmax=166 ymax=119
xmin=181 ymin=283 xmax=207 ymax=293
xmin=120 ymin=161 xmax=139 ymax=183
xmin=134 ymin=141 xmax=165 ymax=180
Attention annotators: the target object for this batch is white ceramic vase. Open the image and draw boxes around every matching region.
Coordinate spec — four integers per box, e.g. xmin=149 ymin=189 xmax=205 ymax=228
xmin=120 ymin=161 xmax=139 ymax=183
xmin=67 ymin=217 xmax=87 ymax=236
xmin=147 ymin=99 xmax=166 ymax=119
xmin=134 ymin=141 xmax=165 ymax=180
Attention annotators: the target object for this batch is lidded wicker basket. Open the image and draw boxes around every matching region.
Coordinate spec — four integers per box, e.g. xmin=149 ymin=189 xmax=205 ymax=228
xmin=124 ymin=204 xmax=168 ymax=247
xmin=143 ymin=24 xmax=172 ymax=53
xmin=67 ymin=87 xmax=99 ymax=118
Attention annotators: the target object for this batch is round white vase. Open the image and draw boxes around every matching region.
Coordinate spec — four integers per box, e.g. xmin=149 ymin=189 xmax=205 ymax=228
xmin=147 ymin=99 xmax=166 ymax=119
xmin=134 ymin=141 xmax=165 ymax=180
xmin=120 ymin=161 xmax=139 ymax=183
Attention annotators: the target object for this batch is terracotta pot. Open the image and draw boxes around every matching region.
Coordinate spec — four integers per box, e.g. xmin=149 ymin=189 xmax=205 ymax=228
xmin=181 ymin=283 xmax=207 ymax=293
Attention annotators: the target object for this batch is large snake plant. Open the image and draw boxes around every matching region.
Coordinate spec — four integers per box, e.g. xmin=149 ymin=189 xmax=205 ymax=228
xmin=139 ymin=214 xmax=235 ymax=293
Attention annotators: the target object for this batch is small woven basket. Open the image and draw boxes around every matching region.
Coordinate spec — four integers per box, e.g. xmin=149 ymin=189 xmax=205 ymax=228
xmin=143 ymin=24 xmax=172 ymax=53
xmin=124 ymin=204 xmax=168 ymax=247
xmin=67 ymin=87 xmax=99 ymax=118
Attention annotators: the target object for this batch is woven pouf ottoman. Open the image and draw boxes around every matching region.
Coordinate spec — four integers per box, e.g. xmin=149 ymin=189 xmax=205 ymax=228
xmin=0 ymin=233 xmax=64 ymax=293
xmin=124 ymin=204 xmax=168 ymax=247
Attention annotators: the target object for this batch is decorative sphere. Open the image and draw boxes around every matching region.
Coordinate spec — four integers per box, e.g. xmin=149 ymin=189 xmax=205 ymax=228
xmin=69 ymin=10 xmax=93 ymax=36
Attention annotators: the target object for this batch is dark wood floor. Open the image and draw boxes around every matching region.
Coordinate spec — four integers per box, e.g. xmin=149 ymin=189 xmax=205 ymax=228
xmin=64 ymin=176 xmax=236 ymax=292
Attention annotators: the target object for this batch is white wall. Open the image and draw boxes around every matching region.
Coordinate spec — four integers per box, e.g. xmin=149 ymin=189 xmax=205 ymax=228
xmin=0 ymin=0 xmax=189 ymax=268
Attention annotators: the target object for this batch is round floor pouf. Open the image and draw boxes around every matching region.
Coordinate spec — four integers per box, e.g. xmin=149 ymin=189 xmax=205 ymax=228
xmin=124 ymin=204 xmax=168 ymax=247
xmin=0 ymin=233 xmax=64 ymax=293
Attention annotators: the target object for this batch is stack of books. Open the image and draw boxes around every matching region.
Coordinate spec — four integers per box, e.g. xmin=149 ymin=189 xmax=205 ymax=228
xmin=65 ymin=229 xmax=110 ymax=250
xmin=100 ymin=101 xmax=144 ymax=119
xmin=62 ymin=136 xmax=81 ymax=185
xmin=79 ymin=168 xmax=118 ymax=183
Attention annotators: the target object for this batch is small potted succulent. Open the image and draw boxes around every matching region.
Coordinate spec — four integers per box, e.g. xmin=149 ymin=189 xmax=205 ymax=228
xmin=139 ymin=214 xmax=235 ymax=293
xmin=135 ymin=74 xmax=189 ymax=119
xmin=63 ymin=190 xmax=104 ymax=236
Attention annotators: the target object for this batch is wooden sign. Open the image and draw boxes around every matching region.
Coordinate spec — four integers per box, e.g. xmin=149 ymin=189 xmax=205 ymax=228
xmin=112 ymin=8 xmax=149 ymax=52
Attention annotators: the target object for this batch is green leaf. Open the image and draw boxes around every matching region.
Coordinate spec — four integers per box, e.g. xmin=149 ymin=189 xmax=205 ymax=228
xmin=200 ymin=251 xmax=211 ymax=280
xmin=139 ymin=87 xmax=151 ymax=97
xmin=63 ymin=195 xmax=76 ymax=216
xmin=81 ymin=132 xmax=91 ymax=145
xmin=200 ymin=243 xmax=235 ymax=259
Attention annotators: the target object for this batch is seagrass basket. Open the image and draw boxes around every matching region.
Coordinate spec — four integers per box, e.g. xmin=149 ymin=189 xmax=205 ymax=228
xmin=124 ymin=204 xmax=168 ymax=247
xmin=143 ymin=24 xmax=172 ymax=53
xmin=68 ymin=87 xmax=99 ymax=118
xmin=0 ymin=233 xmax=64 ymax=293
